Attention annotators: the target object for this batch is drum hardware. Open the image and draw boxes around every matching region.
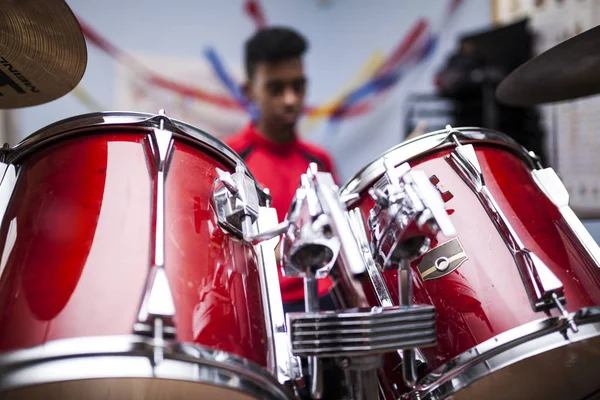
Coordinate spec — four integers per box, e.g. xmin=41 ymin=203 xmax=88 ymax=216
xmin=214 ymin=164 xmax=305 ymax=390
xmin=368 ymin=159 xmax=455 ymax=269
xmin=288 ymin=306 xmax=437 ymax=400
xmin=444 ymin=126 xmax=571 ymax=319
xmin=347 ymin=209 xmax=394 ymax=308
xmin=268 ymin=163 xmax=372 ymax=399
xmin=213 ymin=163 xmax=261 ymax=238
xmin=280 ymin=165 xmax=343 ymax=279
xmin=346 ymin=208 xmax=429 ymax=370
xmin=134 ymin=111 xmax=177 ymax=364
xmin=280 ymin=163 xmax=358 ymax=399
xmin=0 ymin=144 xmax=11 ymax=164
xmin=367 ymin=158 xmax=455 ymax=389
xmin=340 ymin=192 xmax=361 ymax=206
xmin=428 ymin=175 xmax=454 ymax=203
xmin=526 ymin=150 xmax=543 ymax=170
xmin=254 ymin=206 xmax=305 ymax=391
xmin=279 ymin=164 xmax=441 ymax=399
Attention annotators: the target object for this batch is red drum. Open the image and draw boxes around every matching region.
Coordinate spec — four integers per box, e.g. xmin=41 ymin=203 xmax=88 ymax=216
xmin=0 ymin=112 xmax=292 ymax=400
xmin=340 ymin=127 xmax=600 ymax=400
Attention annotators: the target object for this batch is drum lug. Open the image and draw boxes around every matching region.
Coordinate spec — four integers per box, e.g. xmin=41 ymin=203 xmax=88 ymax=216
xmin=446 ymin=135 xmax=568 ymax=313
xmin=134 ymin=266 xmax=176 ymax=339
xmin=213 ymin=163 xmax=261 ymax=238
xmin=134 ymin=113 xmax=177 ymax=358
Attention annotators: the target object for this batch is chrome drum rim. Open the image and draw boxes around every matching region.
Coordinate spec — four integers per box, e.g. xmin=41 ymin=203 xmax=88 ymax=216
xmin=339 ymin=126 xmax=538 ymax=203
xmin=0 ymin=111 xmax=269 ymax=204
xmin=403 ymin=306 xmax=600 ymax=400
xmin=0 ymin=335 xmax=295 ymax=400
xmin=7 ymin=112 xmax=236 ymax=164
xmin=4 ymin=112 xmax=254 ymax=176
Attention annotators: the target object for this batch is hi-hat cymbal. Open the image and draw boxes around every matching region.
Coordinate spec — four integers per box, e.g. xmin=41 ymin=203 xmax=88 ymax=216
xmin=0 ymin=0 xmax=87 ymax=109
xmin=496 ymin=25 xmax=600 ymax=107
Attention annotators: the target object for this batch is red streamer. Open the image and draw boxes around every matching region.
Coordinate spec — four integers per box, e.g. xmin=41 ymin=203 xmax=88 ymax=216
xmin=78 ymin=17 xmax=242 ymax=109
xmin=376 ymin=19 xmax=428 ymax=76
xmin=244 ymin=0 xmax=267 ymax=29
xmin=76 ymin=15 xmax=371 ymax=117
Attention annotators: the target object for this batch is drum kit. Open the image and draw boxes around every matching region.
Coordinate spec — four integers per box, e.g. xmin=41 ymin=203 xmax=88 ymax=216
xmin=0 ymin=1 xmax=600 ymax=399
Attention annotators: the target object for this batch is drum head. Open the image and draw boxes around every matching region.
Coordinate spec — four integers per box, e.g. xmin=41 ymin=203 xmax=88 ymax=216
xmin=2 ymin=378 xmax=257 ymax=400
xmin=433 ymin=334 xmax=600 ymax=400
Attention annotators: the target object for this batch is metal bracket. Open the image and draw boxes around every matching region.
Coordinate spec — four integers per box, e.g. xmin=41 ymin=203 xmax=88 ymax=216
xmin=289 ymin=304 xmax=436 ymax=400
xmin=347 ymin=208 xmax=429 ymax=371
xmin=429 ymin=174 xmax=454 ymax=203
xmin=368 ymin=159 xmax=455 ymax=271
xmin=134 ymin=110 xmax=177 ymax=364
xmin=288 ymin=305 xmax=436 ymax=357
xmin=366 ymin=157 xmax=455 ymax=389
xmin=279 ymin=164 xmax=346 ymax=279
xmin=253 ymin=206 xmax=304 ymax=388
xmin=213 ymin=163 xmax=260 ymax=238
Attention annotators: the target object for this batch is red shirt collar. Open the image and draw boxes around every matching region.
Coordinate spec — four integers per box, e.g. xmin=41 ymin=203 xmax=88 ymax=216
xmin=244 ymin=123 xmax=298 ymax=154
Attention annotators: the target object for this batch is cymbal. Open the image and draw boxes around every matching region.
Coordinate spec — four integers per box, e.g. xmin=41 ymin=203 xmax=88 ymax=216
xmin=496 ymin=25 xmax=600 ymax=107
xmin=0 ymin=0 xmax=87 ymax=109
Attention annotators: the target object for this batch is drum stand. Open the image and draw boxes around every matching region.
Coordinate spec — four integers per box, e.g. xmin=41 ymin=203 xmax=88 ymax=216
xmin=234 ymin=161 xmax=455 ymax=399
xmin=277 ymin=163 xmax=453 ymax=399
xmin=367 ymin=159 xmax=456 ymax=389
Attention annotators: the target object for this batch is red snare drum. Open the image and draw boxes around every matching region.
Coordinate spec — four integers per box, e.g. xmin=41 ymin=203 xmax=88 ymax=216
xmin=0 ymin=112 xmax=292 ymax=400
xmin=340 ymin=127 xmax=600 ymax=400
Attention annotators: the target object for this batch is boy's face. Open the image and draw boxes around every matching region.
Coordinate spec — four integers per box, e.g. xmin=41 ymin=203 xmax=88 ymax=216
xmin=246 ymin=56 xmax=307 ymax=131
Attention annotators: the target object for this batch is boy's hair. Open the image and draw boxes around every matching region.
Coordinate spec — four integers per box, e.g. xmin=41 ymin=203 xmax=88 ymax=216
xmin=245 ymin=27 xmax=308 ymax=80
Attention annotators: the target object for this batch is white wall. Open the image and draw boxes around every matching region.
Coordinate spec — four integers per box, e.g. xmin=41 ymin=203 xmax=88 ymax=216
xmin=15 ymin=0 xmax=491 ymax=181
xmin=12 ymin=1 xmax=600 ymax=240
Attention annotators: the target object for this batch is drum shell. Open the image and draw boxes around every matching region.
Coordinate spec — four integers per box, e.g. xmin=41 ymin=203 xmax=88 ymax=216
xmin=345 ymin=141 xmax=600 ymax=372
xmin=0 ymin=127 xmax=270 ymax=368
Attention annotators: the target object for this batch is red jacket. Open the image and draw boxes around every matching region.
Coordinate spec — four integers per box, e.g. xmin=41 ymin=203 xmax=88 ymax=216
xmin=225 ymin=123 xmax=336 ymax=303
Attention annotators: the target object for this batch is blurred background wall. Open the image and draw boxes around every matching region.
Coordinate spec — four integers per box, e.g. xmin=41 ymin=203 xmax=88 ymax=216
xmin=10 ymin=0 xmax=491 ymax=180
xmin=6 ymin=0 xmax=600 ymax=240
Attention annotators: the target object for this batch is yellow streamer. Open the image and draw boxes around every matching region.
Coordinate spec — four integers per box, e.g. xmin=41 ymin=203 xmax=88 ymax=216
xmin=300 ymin=50 xmax=385 ymax=133
xmin=71 ymin=85 xmax=106 ymax=111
